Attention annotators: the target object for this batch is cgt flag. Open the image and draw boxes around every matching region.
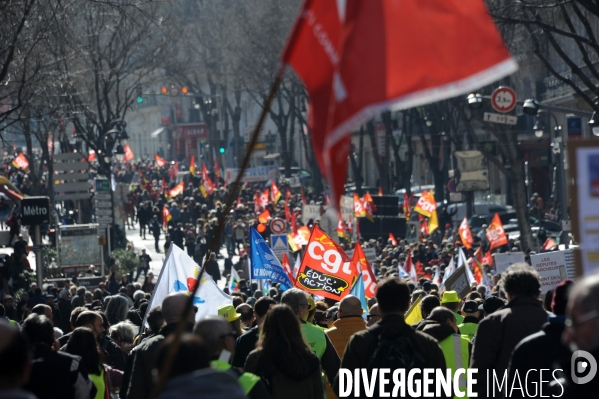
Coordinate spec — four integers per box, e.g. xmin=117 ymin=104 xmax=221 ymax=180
xmin=352 ymin=242 xmax=378 ymax=298
xmin=295 ymin=225 xmax=353 ymax=301
xmin=250 ymin=227 xmax=294 ymax=289
xmin=459 ymin=216 xmax=473 ymax=249
xmin=281 ymin=0 xmax=516 ymax=212
xmin=487 ymin=213 xmax=508 ymax=250
xmin=143 ymin=244 xmax=231 ymax=327
xmin=12 ymin=153 xmax=29 ymax=170
xmin=155 ymin=154 xmax=167 ymax=167
xmin=123 ymin=144 xmax=134 ymax=162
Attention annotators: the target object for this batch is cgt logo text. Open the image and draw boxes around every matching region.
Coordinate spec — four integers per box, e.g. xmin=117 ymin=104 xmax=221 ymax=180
xmin=338 ymin=351 xmax=597 ymax=398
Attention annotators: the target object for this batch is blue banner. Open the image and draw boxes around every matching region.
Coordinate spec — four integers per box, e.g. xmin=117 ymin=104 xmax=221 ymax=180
xmin=250 ymin=227 xmax=293 ymax=289
xmin=350 ymin=276 xmax=368 ymax=320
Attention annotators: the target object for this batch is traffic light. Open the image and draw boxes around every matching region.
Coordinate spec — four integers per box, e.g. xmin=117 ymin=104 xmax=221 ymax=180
xmin=160 ymin=86 xmax=168 ymax=94
xmin=136 ymin=86 xmax=143 ymax=103
xmin=219 ymin=146 xmax=226 ymax=154
xmin=219 ymin=139 xmax=226 ymax=154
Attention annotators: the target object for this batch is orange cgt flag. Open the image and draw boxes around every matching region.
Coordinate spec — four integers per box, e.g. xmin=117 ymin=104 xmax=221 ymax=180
xmin=487 ymin=213 xmax=508 ymax=250
xmin=388 ymin=232 xmax=398 ymax=246
xmin=352 ymin=242 xmax=378 ymax=297
xmin=281 ymin=0 xmax=516 ymax=213
xmin=459 ymin=216 xmax=473 ymax=249
xmin=295 ymin=225 xmax=353 ymax=301
xmin=258 ymin=210 xmax=271 ymax=224
xmin=189 ymin=156 xmax=196 ymax=176
xmin=154 ymin=154 xmax=167 ymax=167
xmin=123 ymin=144 xmax=134 ymax=162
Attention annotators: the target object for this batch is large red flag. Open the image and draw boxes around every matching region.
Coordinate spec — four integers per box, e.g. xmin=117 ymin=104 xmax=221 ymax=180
xmin=487 ymin=213 xmax=509 ymax=250
xmin=352 ymin=242 xmax=378 ymax=297
xmin=295 ymin=225 xmax=353 ymax=301
xmin=155 ymin=154 xmax=167 ymax=167
xmin=123 ymin=144 xmax=134 ymax=162
xmin=459 ymin=216 xmax=473 ymax=249
xmin=281 ymin=0 xmax=516 ymax=212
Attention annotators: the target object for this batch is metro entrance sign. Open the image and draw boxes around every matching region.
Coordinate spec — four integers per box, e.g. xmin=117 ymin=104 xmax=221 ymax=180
xmin=491 ymin=86 xmax=517 ymax=113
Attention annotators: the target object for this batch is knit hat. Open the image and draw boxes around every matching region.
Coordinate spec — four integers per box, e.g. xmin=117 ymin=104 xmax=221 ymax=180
xmin=551 ymin=279 xmax=573 ymax=316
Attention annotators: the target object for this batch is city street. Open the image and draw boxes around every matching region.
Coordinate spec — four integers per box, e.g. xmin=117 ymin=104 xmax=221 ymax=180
xmin=124 ymin=224 xmax=232 ymax=290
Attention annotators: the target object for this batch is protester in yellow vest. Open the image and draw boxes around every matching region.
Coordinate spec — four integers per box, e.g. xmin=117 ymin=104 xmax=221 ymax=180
xmin=281 ymin=289 xmax=340 ymax=389
xmin=193 ymin=316 xmax=269 ymax=398
xmin=457 ymin=300 xmax=480 ymax=340
xmin=418 ymin=307 xmax=471 ymax=399
xmin=441 ymin=290 xmax=464 ymax=324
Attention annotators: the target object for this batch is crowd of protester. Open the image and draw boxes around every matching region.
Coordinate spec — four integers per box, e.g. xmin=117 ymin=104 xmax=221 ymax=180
xmin=2 ymin=247 xmax=599 ymax=398
xmin=0 ymin=155 xmax=596 ymax=398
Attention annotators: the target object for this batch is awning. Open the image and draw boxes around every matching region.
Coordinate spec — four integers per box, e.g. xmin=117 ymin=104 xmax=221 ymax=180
xmin=151 ymin=127 xmax=165 ymax=138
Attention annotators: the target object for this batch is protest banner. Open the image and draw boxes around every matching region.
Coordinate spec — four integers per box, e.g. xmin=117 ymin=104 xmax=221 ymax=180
xmin=493 ymin=252 xmax=526 ymax=274
xmin=530 ymin=252 xmax=567 ymax=294
xmin=444 ymin=265 xmax=471 ymax=299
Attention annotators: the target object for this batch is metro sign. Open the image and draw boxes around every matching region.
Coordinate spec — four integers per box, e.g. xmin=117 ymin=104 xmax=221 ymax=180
xmin=21 ymin=196 xmax=50 ymax=226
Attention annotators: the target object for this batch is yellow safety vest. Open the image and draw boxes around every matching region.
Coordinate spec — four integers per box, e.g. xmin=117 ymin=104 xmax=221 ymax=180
xmin=89 ymin=367 xmax=106 ymax=399
xmin=301 ymin=322 xmax=326 ymax=359
xmin=454 ymin=312 xmax=464 ymax=325
xmin=457 ymin=322 xmax=478 ymax=341
xmin=211 ymin=360 xmax=260 ymax=394
xmin=438 ymin=334 xmax=470 ymax=399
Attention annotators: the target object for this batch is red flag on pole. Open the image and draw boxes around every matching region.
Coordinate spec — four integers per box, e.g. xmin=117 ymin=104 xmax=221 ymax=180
xmin=155 ymin=154 xmax=167 ymax=167
xmin=459 ymin=216 xmax=473 ymax=249
xmin=388 ymin=232 xmax=398 ymax=246
xmin=487 ymin=213 xmax=509 ymax=250
xmin=281 ymin=0 xmax=516 ymax=213
xmin=123 ymin=144 xmax=134 ymax=162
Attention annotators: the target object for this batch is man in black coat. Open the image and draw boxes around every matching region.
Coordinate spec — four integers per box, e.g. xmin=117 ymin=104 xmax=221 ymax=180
xmin=470 ymin=263 xmax=548 ymax=397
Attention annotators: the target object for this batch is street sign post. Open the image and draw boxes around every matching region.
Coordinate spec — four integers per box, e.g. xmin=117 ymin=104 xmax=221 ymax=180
xmin=270 ymin=234 xmax=288 ymax=260
xmin=483 ymin=112 xmax=518 ymax=125
xmin=269 ymin=218 xmax=287 ymax=235
xmin=491 ymin=86 xmax=517 ymax=113
xmin=20 ymin=196 xmax=50 ymax=288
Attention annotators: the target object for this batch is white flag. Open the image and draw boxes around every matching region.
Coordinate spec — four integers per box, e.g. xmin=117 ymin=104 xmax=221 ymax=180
xmin=292 ymin=252 xmax=301 ymax=279
xmin=144 ymin=244 xmax=231 ymax=326
xmin=440 ymin=257 xmax=455 ymax=291
xmin=229 ymin=266 xmax=241 ymax=293
xmin=458 ymin=247 xmax=477 ymax=286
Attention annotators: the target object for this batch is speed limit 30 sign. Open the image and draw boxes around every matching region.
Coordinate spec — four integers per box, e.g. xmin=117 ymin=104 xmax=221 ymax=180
xmin=491 ymin=86 xmax=517 ymax=113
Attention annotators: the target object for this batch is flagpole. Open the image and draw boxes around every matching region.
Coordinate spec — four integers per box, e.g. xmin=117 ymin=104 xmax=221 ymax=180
xmin=152 ymin=74 xmax=284 ymax=397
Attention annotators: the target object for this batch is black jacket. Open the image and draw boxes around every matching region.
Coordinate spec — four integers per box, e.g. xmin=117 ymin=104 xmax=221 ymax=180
xmin=335 ymin=314 xmax=448 ymax=399
xmin=25 ymin=344 xmax=94 ymax=399
xmin=507 ymin=317 xmax=572 ymax=399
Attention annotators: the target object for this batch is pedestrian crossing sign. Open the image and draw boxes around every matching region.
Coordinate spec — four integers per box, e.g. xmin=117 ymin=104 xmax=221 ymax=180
xmin=271 ymin=234 xmax=288 ymax=251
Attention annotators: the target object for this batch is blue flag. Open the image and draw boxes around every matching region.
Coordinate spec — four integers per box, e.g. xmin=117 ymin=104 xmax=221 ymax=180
xmin=350 ymin=276 xmax=368 ymax=321
xmin=250 ymin=227 xmax=293 ymax=289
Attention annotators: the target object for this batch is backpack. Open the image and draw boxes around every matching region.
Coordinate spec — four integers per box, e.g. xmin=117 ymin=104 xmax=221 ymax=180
xmin=366 ymin=323 xmax=427 ymax=371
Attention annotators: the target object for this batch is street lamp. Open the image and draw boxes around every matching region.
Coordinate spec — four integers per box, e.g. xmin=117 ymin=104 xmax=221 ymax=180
xmin=523 ymin=98 xmax=539 ymax=115
xmin=467 ymin=93 xmax=483 ymax=109
xmin=115 ymin=144 xmax=125 ymax=162
xmin=588 ymin=111 xmax=599 ymax=136
xmin=424 ymin=114 xmax=433 ymax=127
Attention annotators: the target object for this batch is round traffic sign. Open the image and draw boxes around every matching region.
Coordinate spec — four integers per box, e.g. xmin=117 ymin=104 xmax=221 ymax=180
xmin=491 ymin=86 xmax=517 ymax=113
xmin=270 ymin=218 xmax=287 ymax=234
xmin=447 ymin=179 xmax=456 ymax=193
